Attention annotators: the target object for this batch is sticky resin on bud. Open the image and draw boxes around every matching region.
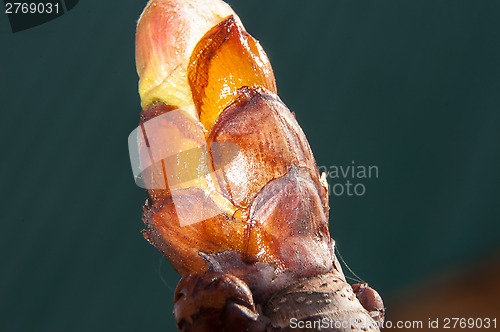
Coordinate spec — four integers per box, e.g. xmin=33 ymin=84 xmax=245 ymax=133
xmin=135 ymin=0 xmax=242 ymax=114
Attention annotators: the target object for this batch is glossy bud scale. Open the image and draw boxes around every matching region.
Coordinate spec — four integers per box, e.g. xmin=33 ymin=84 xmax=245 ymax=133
xmin=132 ymin=0 xmax=384 ymax=331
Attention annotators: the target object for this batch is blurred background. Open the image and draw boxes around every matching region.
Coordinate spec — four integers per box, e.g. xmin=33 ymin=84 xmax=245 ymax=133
xmin=1 ymin=0 xmax=499 ymax=330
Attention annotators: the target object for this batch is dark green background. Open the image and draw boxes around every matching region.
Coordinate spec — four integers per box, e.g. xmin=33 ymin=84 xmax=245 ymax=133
xmin=1 ymin=0 xmax=499 ymax=331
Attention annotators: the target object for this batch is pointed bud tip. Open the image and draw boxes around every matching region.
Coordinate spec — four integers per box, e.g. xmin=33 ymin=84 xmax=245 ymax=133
xmin=135 ymin=0 xmax=242 ymax=109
